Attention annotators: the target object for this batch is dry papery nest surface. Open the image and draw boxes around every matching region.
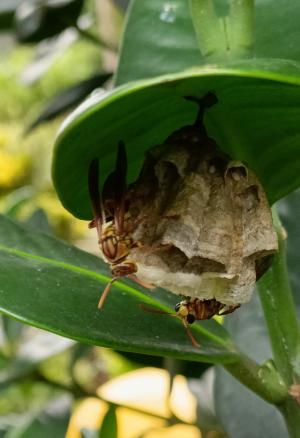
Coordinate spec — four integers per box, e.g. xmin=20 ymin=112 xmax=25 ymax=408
xmin=127 ymin=121 xmax=278 ymax=306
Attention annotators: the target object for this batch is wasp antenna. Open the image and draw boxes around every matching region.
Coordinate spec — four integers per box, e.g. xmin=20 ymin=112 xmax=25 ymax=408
xmin=112 ymin=141 xmax=128 ymax=234
xmin=88 ymin=158 xmax=106 ymax=226
xmin=127 ymin=274 xmax=155 ymax=290
xmin=116 ymin=140 xmax=127 ymax=183
xmin=182 ymin=319 xmax=201 ymax=349
xmin=139 ymin=303 xmax=174 ymax=316
xmin=98 ymin=279 xmax=116 ymax=309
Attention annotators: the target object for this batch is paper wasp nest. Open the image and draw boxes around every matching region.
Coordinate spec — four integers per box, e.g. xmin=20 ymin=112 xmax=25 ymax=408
xmin=128 ymin=118 xmax=278 ymax=306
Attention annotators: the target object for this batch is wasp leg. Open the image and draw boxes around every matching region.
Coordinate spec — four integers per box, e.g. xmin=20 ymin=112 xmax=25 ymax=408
xmin=135 ymin=242 xmax=173 ymax=254
xmin=139 ymin=303 xmax=172 ymax=315
xmin=127 ymin=274 xmax=155 ymax=290
xmin=219 ymin=304 xmax=241 ymax=316
xmin=98 ymin=278 xmax=116 ymax=309
xmin=182 ymin=319 xmax=201 ymax=349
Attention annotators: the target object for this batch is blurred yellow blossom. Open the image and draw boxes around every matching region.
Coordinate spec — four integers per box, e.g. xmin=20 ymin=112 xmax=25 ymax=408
xmin=0 ymin=150 xmax=29 ymax=190
xmin=67 ymin=367 xmax=199 ymax=438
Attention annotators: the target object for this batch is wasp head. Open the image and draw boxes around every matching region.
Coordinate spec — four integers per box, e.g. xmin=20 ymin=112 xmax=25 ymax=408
xmin=175 ymin=301 xmax=196 ymax=324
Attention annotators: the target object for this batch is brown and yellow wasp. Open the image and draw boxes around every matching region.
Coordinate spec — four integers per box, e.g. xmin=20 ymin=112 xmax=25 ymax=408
xmin=173 ymin=298 xmax=240 ymax=347
xmin=142 ymin=297 xmax=239 ymax=348
xmin=88 ymin=141 xmax=153 ymax=309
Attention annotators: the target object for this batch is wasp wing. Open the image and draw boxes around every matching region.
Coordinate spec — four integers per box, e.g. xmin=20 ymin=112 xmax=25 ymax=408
xmin=102 ymin=169 xmax=116 ymax=220
xmin=255 ymin=254 xmax=274 ymax=281
xmin=102 ymin=141 xmax=127 ymax=235
xmin=88 ymin=158 xmax=105 ymax=236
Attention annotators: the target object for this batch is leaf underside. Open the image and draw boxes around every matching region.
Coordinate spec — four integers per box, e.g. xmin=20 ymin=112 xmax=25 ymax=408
xmin=53 ymin=63 xmax=300 ymax=220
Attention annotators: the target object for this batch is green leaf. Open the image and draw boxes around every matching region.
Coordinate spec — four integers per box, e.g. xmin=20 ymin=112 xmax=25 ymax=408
xmin=116 ymin=0 xmax=300 ymax=84
xmin=115 ymin=0 xmax=201 ymax=85
xmin=214 ymin=295 xmax=288 ymax=438
xmin=27 ymin=73 xmax=112 ymax=132
xmin=53 ymin=63 xmax=300 ymax=220
xmin=99 ymin=405 xmax=117 ymax=438
xmin=0 ymin=215 xmax=237 ymax=364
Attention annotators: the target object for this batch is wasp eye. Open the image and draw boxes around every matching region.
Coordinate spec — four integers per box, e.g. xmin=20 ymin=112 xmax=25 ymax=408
xmin=175 ymin=303 xmax=181 ymax=312
xmin=187 ymin=314 xmax=196 ymax=324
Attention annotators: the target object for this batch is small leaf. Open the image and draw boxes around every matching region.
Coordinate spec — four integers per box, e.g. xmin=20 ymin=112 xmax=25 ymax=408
xmin=28 ymin=73 xmax=112 ymax=132
xmin=0 ymin=215 xmax=237 ymax=364
xmin=99 ymin=405 xmax=117 ymax=438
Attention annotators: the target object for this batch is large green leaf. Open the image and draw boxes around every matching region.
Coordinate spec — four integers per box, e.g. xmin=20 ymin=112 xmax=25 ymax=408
xmin=53 ymin=62 xmax=300 ymax=220
xmin=0 ymin=215 xmax=237 ymax=364
xmin=116 ymin=0 xmax=300 ymax=84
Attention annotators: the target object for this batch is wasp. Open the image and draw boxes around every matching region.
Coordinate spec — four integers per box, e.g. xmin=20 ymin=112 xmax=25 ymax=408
xmin=88 ymin=141 xmax=154 ymax=309
xmin=174 ymin=298 xmax=240 ymax=347
xmin=141 ymin=297 xmax=239 ymax=348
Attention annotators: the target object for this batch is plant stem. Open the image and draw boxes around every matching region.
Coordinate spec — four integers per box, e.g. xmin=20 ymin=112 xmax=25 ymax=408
xmin=225 ymin=354 xmax=287 ymax=405
xmin=257 ymin=209 xmax=300 ymax=385
xmin=257 ymin=207 xmax=300 ymax=435
xmin=188 ymin=0 xmax=254 ymax=60
xmin=227 ymin=0 xmax=254 ymax=57
xmin=279 ymin=398 xmax=300 ymax=438
xmin=188 ymin=0 xmax=227 ymax=58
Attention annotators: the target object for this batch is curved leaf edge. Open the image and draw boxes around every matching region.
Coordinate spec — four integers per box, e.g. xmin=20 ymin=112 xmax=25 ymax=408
xmin=52 ymin=58 xmax=300 ymax=218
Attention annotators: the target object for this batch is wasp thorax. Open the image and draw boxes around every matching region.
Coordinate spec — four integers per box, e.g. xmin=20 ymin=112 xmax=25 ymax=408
xmin=175 ymin=302 xmax=189 ymax=317
xmin=126 ymin=100 xmax=278 ymax=307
